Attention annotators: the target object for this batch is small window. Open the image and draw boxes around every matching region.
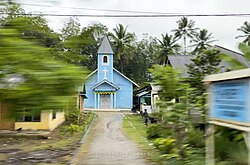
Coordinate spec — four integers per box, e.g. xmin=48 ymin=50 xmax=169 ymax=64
xmin=103 ymin=56 xmax=108 ymax=63
xmin=16 ymin=110 xmax=41 ymax=122
xmin=52 ymin=111 xmax=57 ymax=120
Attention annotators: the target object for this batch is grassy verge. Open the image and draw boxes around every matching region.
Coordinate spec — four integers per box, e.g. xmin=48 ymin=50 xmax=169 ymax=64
xmin=122 ymin=114 xmax=167 ymax=165
xmin=34 ymin=112 xmax=95 ymax=151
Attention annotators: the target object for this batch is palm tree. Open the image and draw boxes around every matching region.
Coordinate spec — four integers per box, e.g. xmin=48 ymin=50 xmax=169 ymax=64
xmin=191 ymin=29 xmax=217 ymax=55
xmin=172 ymin=17 xmax=198 ymax=54
xmin=158 ymin=33 xmax=180 ymax=66
xmin=109 ymin=24 xmax=135 ymax=73
xmin=236 ymin=21 xmax=250 ymax=46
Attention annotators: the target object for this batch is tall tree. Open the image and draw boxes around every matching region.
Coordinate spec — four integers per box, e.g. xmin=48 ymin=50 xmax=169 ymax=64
xmin=0 ymin=29 xmax=86 ymax=115
xmin=1 ymin=3 xmax=60 ymax=48
xmin=109 ymin=24 xmax=135 ymax=73
xmin=172 ymin=17 xmax=198 ymax=54
xmin=126 ymin=37 xmax=159 ymax=85
xmin=61 ymin=17 xmax=81 ymax=39
xmin=186 ymin=49 xmax=221 ymax=102
xmin=61 ymin=23 xmax=108 ymax=69
xmin=149 ymin=65 xmax=190 ymax=160
xmin=191 ymin=29 xmax=217 ymax=55
xmin=236 ymin=21 xmax=250 ymax=46
xmin=158 ymin=33 xmax=180 ymax=66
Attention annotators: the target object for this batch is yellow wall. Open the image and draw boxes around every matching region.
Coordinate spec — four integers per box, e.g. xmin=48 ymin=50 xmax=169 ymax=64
xmin=15 ymin=111 xmax=65 ymax=131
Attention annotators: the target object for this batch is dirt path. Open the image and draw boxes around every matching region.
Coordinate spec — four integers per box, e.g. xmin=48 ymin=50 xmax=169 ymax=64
xmin=72 ymin=112 xmax=148 ymax=165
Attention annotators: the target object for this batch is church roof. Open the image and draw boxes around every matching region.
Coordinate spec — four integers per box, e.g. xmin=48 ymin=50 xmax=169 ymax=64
xmin=91 ymin=79 xmax=119 ymax=90
xmin=97 ymin=36 xmax=114 ymax=54
xmin=85 ymin=68 xmax=139 ymax=88
xmin=85 ymin=69 xmax=97 ymax=79
xmin=113 ymin=68 xmax=139 ymax=87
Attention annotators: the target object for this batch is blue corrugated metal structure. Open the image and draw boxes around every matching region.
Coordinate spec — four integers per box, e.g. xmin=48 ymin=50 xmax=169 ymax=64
xmin=84 ymin=36 xmax=138 ymax=110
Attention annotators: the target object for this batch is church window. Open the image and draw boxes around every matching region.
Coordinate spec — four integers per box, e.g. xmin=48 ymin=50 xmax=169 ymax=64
xmin=103 ymin=56 xmax=108 ymax=63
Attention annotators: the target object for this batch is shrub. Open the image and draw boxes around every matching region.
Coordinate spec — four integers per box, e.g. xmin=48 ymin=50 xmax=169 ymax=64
xmin=146 ymin=124 xmax=163 ymax=139
xmin=149 ymin=112 xmax=163 ymax=122
xmin=65 ymin=110 xmax=81 ymax=124
xmin=185 ymin=128 xmax=205 ymax=148
xmin=153 ymin=137 xmax=176 ymax=154
xmin=61 ymin=124 xmax=80 ymax=134
xmin=65 ymin=110 xmax=92 ymax=125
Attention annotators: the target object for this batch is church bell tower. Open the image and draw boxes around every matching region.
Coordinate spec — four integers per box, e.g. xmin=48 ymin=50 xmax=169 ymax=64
xmin=97 ymin=36 xmax=114 ymax=82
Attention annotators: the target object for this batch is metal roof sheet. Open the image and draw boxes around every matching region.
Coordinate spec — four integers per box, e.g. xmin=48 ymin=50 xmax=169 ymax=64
xmin=168 ymin=55 xmax=194 ymax=77
xmin=97 ymin=36 xmax=114 ymax=54
xmin=215 ymin=45 xmax=250 ymax=68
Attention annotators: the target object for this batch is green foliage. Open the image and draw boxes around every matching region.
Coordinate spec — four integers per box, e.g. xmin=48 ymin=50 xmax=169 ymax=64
xmin=109 ymin=24 xmax=135 ymax=73
xmin=65 ymin=110 xmax=81 ymax=125
xmin=172 ymin=17 xmax=199 ymax=54
xmin=216 ymin=161 xmax=235 ymax=165
xmin=65 ymin=110 xmax=94 ymax=126
xmin=215 ymin=127 xmax=248 ymax=164
xmin=0 ymin=29 xmax=86 ymax=114
xmin=149 ymin=65 xmax=188 ymax=103
xmin=1 ymin=3 xmax=60 ymax=48
xmin=62 ymin=111 xmax=94 ymax=134
xmin=149 ymin=65 xmax=192 ymax=160
xmin=153 ymin=137 xmax=176 ymax=154
xmin=125 ymin=37 xmax=159 ymax=85
xmin=239 ymin=42 xmax=250 ymax=62
xmin=186 ymin=49 xmax=221 ymax=101
xmin=61 ymin=124 xmax=81 ymax=134
xmin=185 ymin=128 xmax=205 ymax=148
xmin=146 ymin=124 xmax=163 ymax=139
xmin=184 ymin=149 xmax=205 ymax=165
xmin=162 ymin=102 xmax=189 ymax=124
xmin=61 ymin=17 xmax=81 ymax=39
xmin=220 ymin=53 xmax=246 ymax=70
xmin=236 ymin=21 xmax=250 ymax=46
xmin=157 ymin=33 xmax=180 ymax=66
xmin=191 ymin=29 xmax=217 ymax=55
xmin=61 ymin=23 xmax=108 ymax=69
xmin=215 ymin=134 xmax=248 ymax=164
xmin=149 ymin=112 xmax=163 ymax=122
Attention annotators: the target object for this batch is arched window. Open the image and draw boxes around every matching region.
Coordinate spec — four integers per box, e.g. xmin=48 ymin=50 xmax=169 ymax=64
xmin=103 ymin=56 xmax=108 ymax=63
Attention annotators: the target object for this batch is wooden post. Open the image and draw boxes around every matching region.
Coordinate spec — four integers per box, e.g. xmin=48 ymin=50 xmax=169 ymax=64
xmin=206 ymin=124 xmax=215 ymax=165
xmin=248 ymin=132 xmax=250 ymax=165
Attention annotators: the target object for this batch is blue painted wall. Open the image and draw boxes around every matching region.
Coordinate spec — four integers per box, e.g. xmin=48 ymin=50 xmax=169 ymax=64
xmin=113 ymin=70 xmax=133 ymax=109
xmin=84 ymin=71 xmax=97 ymax=108
xmin=84 ymin=70 xmax=133 ymax=109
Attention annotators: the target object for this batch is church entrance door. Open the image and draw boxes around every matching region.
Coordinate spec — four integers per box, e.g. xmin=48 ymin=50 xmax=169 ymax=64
xmin=100 ymin=94 xmax=110 ymax=109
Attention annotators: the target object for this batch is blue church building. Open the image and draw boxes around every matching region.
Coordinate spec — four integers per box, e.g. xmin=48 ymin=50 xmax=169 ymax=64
xmin=84 ymin=36 xmax=139 ymax=110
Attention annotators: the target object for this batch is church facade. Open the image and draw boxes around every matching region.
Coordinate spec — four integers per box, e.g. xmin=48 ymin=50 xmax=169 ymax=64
xmin=84 ymin=36 xmax=138 ymax=110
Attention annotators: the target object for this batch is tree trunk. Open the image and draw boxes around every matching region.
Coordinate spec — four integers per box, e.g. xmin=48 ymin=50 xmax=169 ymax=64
xmin=184 ymin=36 xmax=186 ymax=55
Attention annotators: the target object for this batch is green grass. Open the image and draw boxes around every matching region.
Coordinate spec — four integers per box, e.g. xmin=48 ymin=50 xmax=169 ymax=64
xmin=33 ymin=112 xmax=95 ymax=151
xmin=122 ymin=114 xmax=167 ymax=165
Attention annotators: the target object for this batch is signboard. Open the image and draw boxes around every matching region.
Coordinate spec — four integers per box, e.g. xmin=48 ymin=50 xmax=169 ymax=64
xmin=210 ymin=79 xmax=250 ymax=125
xmin=204 ymin=69 xmax=250 ymax=165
